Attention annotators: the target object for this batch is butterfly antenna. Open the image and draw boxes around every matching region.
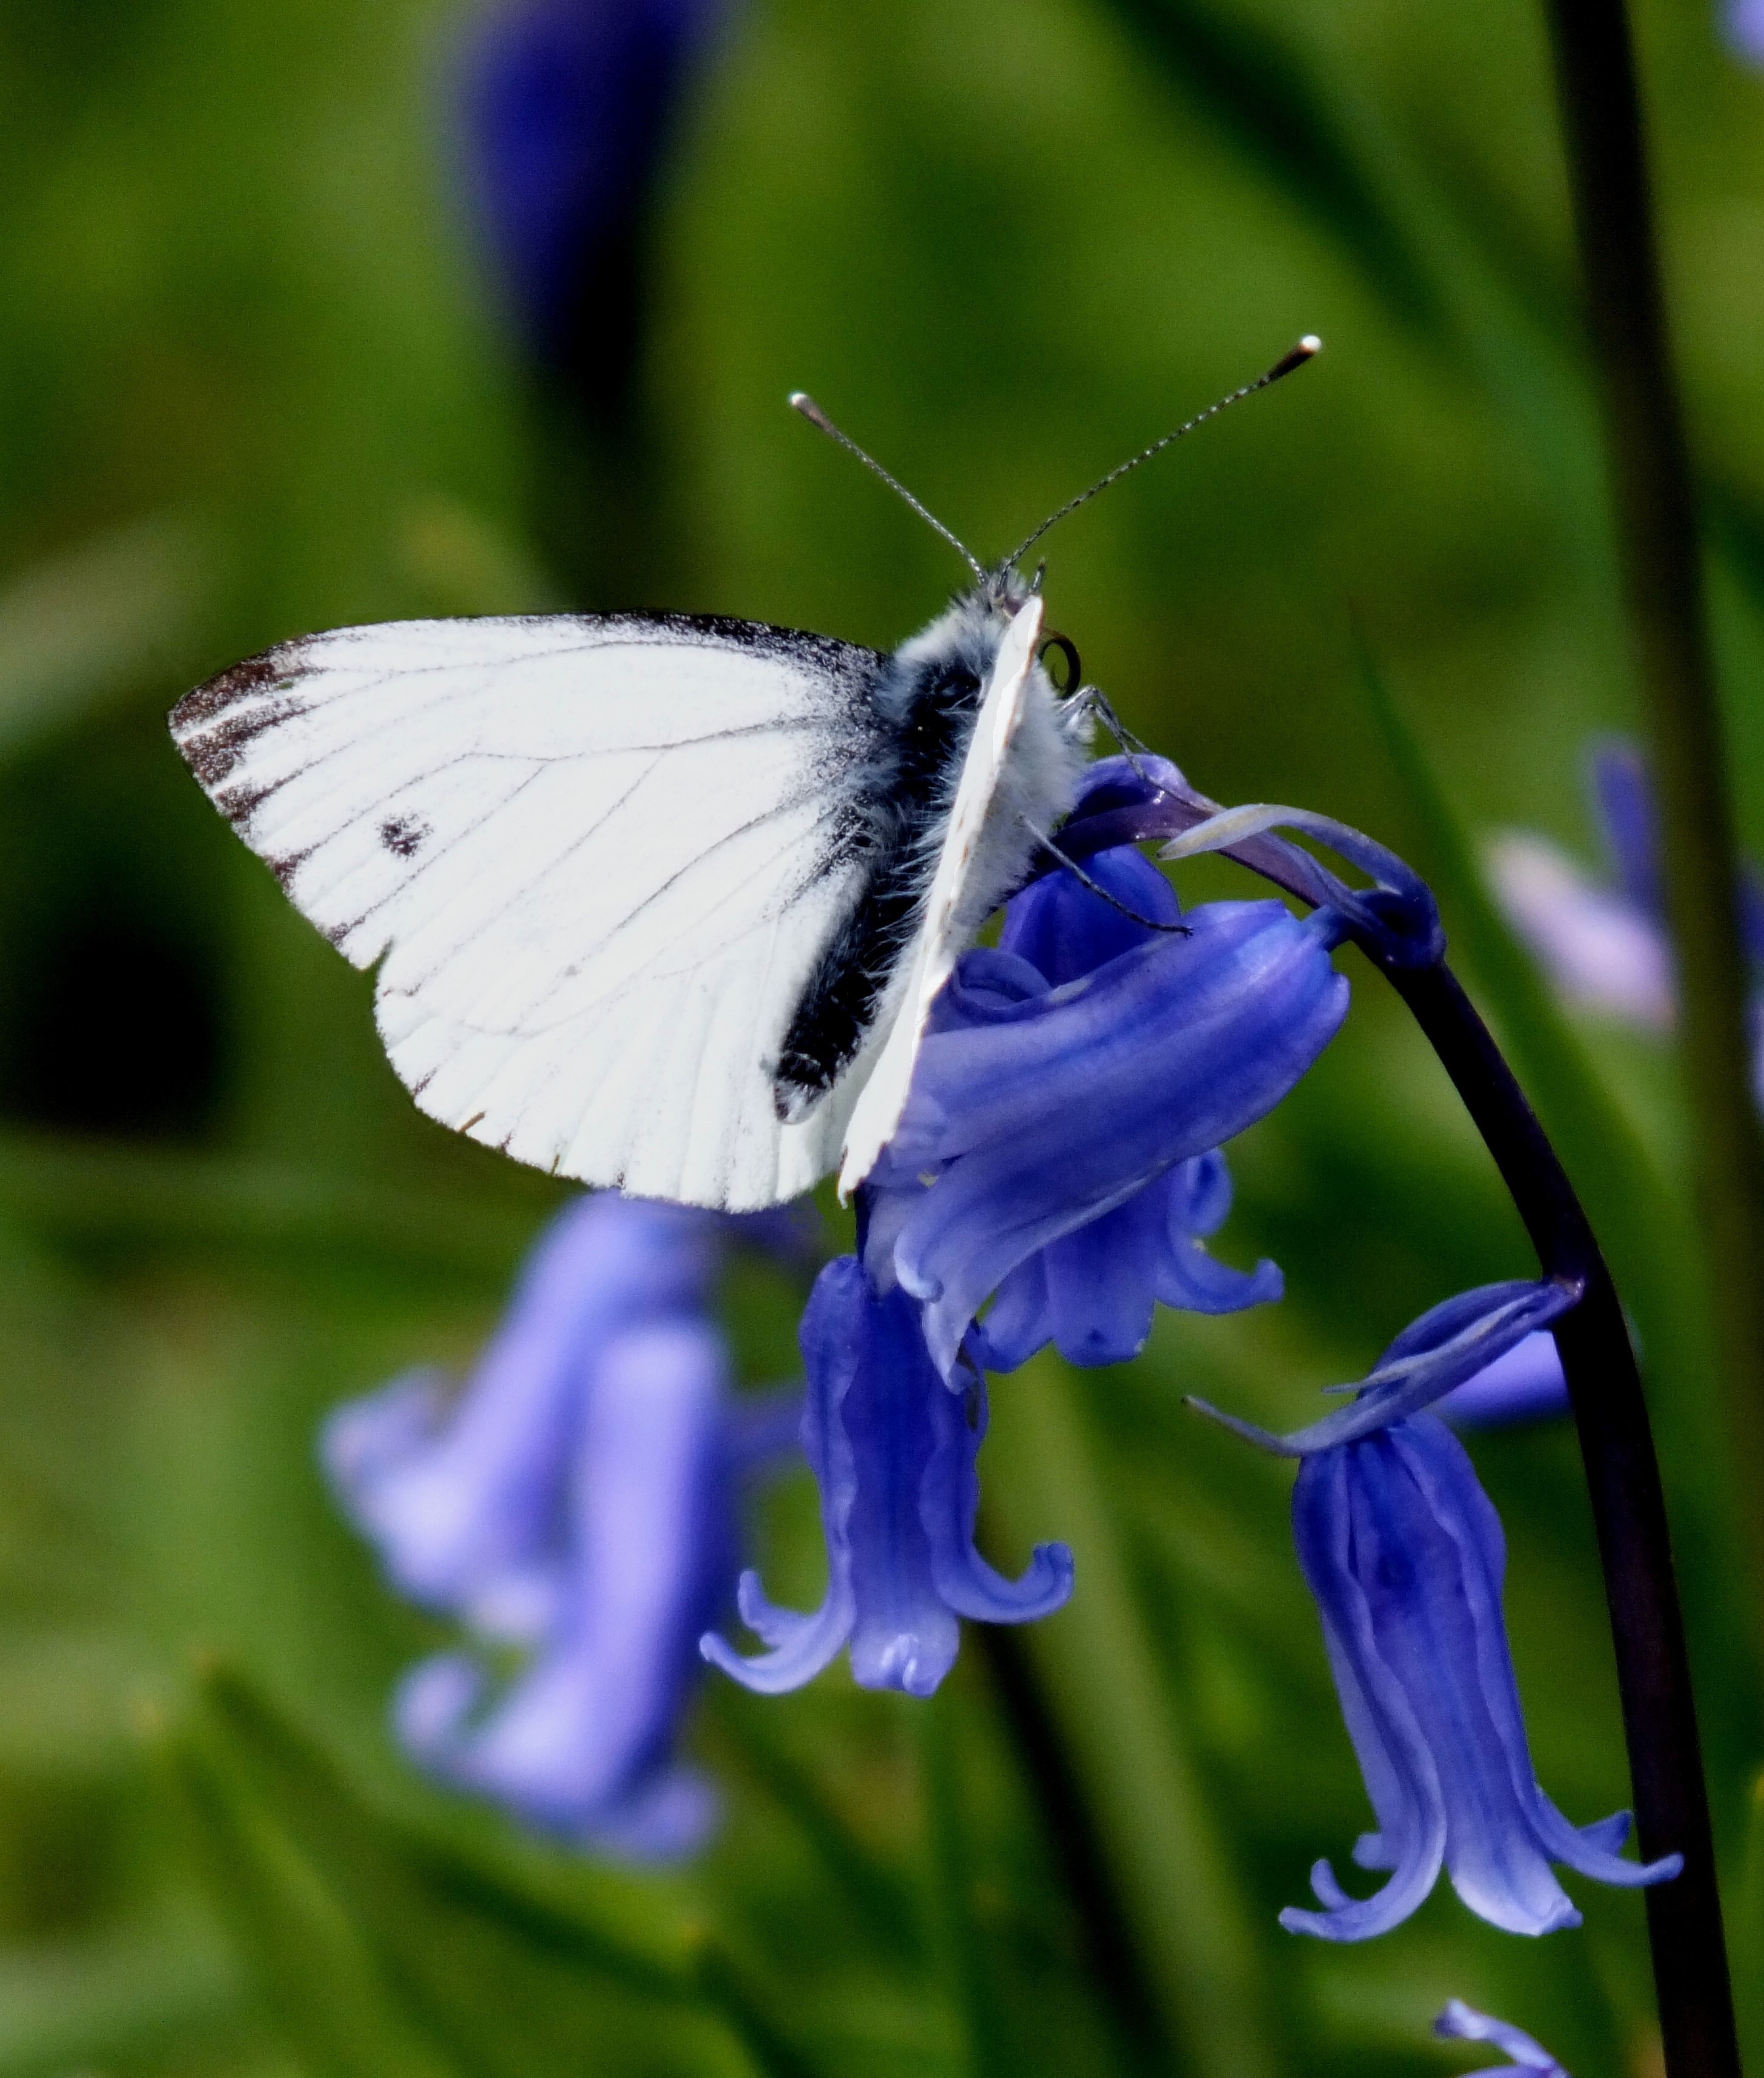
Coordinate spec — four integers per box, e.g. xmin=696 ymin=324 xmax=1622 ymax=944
xmin=1004 ymin=335 xmax=1322 ymax=570
xmin=790 ymin=392 xmax=986 ymax=582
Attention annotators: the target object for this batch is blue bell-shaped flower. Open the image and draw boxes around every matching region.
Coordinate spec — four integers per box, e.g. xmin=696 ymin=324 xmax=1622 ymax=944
xmin=1193 ymin=1281 xmax=1681 ymax=1938
xmin=866 ymin=852 xmax=1344 ymax=1376
xmin=702 ymin=1257 xmax=1073 ymax=1698
xmin=325 ymin=1191 xmax=800 ymax=1859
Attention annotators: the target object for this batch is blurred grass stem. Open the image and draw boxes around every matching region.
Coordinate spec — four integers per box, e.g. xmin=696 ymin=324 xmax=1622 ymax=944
xmin=975 ymin=1622 xmax=1166 ymax=2073
xmin=981 ymin=1359 xmax=1272 ymax=2078
xmin=1540 ymin=0 xmax=1764 ymax=1651
xmin=918 ymin=1698 xmax=1012 ymax=2078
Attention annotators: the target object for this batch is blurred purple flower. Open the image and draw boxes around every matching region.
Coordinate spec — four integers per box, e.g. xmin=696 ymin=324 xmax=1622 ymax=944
xmin=458 ymin=0 xmax=723 ymax=374
xmin=1723 ymin=0 xmax=1764 ymax=63
xmin=325 ymin=1191 xmax=802 ymax=1860
xmin=864 ymin=848 xmax=1343 ymax=1377
xmin=327 ymin=1194 xmax=717 ymax=1636
xmin=1194 ymin=1281 xmax=1680 ymax=1939
xmin=392 ymin=1315 xmax=733 ymax=1855
xmin=1488 ymin=739 xmax=1764 ymax=1098
xmin=702 ymin=1256 xmax=1073 ymax=1698
xmin=1436 ymin=2000 xmax=1568 ymax=2078
xmin=1439 ymin=1329 xmax=1569 ymax=1429
xmin=1486 ymin=826 xmax=1674 ymax=1028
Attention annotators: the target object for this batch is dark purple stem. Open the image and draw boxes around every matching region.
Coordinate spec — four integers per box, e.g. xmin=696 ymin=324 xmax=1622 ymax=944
xmin=1052 ymin=786 xmax=1739 ymax=2078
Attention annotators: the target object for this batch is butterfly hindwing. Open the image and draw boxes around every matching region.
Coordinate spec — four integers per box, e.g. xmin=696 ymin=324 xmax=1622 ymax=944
xmin=172 ymin=613 xmax=889 ymax=1209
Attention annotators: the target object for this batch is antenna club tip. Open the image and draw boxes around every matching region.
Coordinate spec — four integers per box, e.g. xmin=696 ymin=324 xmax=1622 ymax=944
xmin=789 ymin=391 xmax=837 ymax=434
xmin=1265 ymin=336 xmax=1324 ymax=383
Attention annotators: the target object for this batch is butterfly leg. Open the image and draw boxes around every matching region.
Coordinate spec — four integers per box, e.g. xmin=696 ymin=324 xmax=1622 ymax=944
xmin=1019 ymin=818 xmax=1191 ymax=934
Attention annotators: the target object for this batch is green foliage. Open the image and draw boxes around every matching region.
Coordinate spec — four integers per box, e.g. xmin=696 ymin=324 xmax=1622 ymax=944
xmin=161 ymin=1661 xmax=734 ymax=2078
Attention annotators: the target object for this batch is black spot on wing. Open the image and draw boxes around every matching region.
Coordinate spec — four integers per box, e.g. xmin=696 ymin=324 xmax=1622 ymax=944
xmin=379 ymin=814 xmax=431 ymax=858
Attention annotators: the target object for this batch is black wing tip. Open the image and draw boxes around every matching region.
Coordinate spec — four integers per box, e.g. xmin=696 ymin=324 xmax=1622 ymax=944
xmin=170 ymin=642 xmax=315 ymax=800
xmin=170 ymin=643 xmax=301 ymax=737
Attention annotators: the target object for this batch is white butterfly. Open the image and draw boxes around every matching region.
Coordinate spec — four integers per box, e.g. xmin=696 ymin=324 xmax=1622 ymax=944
xmin=170 ymin=350 xmax=1316 ymax=1212
xmin=172 ymin=569 xmax=1087 ymax=1210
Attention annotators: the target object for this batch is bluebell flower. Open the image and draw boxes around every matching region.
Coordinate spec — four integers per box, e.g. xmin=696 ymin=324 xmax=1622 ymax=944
xmin=1723 ymin=0 xmax=1764 ymax=64
xmin=864 ymin=837 xmax=1345 ymax=1376
xmin=1435 ymin=1999 xmax=1567 ymax=2078
xmin=1193 ymin=1281 xmax=1681 ymax=1939
xmin=701 ymin=1256 xmax=1073 ymax=1698
xmin=457 ymin=0 xmax=723 ymax=373
xmin=1488 ymin=739 xmax=1764 ymax=1098
xmin=324 ymin=1191 xmax=801 ymax=1860
xmin=325 ymin=1193 xmax=720 ymax=1638
xmin=955 ymin=843 xmax=1284 ymax=1370
xmin=1440 ymin=1330 xmax=1569 ymax=1429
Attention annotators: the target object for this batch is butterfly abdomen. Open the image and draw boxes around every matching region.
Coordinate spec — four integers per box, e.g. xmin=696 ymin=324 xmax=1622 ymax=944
xmin=771 ymin=632 xmax=987 ymax=1121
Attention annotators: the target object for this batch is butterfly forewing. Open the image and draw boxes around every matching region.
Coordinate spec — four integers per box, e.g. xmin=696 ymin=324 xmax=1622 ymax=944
xmin=172 ymin=613 xmax=887 ymax=1209
xmin=838 ymin=596 xmax=1046 ymax=1194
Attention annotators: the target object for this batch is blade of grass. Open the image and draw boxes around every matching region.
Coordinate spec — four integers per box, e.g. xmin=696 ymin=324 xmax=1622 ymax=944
xmin=917 ymin=1693 xmax=1010 ymax=2078
xmin=1099 ymin=0 xmax=1447 ymax=345
xmin=1729 ymin=1767 xmax=1764 ymax=2077
xmin=709 ymin=1700 xmax=921 ymax=1960
xmin=981 ymin=1357 xmax=1271 ymax=2078
xmin=0 ymin=1132 xmax=554 ymax=1284
xmin=973 ymin=1622 xmax=1165 ymax=2076
xmin=0 ymin=511 xmax=220 ymax=762
xmin=1539 ymin=0 xmax=1764 ymax=1781
xmin=687 ymin=1930 xmax=833 ymax=2078
xmin=189 ymin=1660 xmax=711 ymax=2078
xmin=158 ymin=1714 xmax=457 ymax=2078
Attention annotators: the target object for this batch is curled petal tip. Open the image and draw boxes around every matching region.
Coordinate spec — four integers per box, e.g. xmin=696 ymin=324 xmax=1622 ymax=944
xmin=1435 ymin=1998 xmax=1570 ymax=2077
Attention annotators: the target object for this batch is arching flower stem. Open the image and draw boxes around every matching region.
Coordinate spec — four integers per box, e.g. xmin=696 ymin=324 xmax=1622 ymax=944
xmin=1050 ymin=768 xmax=1739 ymax=2078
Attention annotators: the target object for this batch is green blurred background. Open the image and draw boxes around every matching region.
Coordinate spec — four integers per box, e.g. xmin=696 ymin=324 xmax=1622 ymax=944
xmin=0 ymin=0 xmax=1760 ymax=2071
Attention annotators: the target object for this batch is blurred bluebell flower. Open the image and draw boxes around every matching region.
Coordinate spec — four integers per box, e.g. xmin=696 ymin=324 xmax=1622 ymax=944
xmin=1435 ymin=1999 xmax=1568 ymax=2078
xmin=864 ymin=840 xmax=1344 ymax=1376
xmin=325 ymin=1191 xmax=803 ymax=1860
xmin=702 ymin=1256 xmax=1073 ymax=1698
xmin=1488 ymin=739 xmax=1764 ymax=1098
xmin=327 ymin=1194 xmax=717 ymax=1636
xmin=1440 ymin=1330 xmax=1569 ymax=1429
xmin=1723 ymin=0 xmax=1764 ymax=64
xmin=458 ymin=0 xmax=723 ymax=374
xmin=1193 ymin=1281 xmax=1681 ymax=1939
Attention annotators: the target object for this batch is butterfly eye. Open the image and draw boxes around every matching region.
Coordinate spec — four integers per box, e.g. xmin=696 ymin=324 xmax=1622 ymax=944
xmin=1039 ymin=633 xmax=1082 ymax=695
